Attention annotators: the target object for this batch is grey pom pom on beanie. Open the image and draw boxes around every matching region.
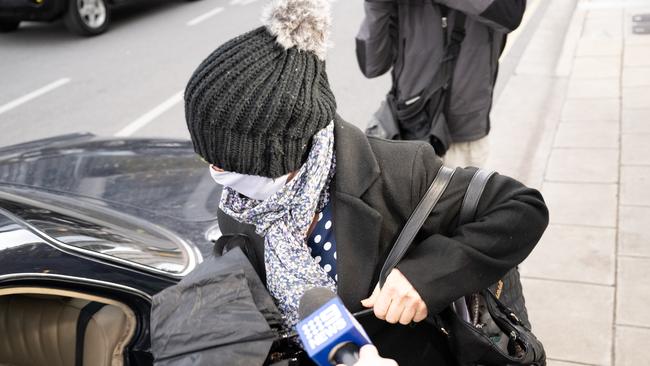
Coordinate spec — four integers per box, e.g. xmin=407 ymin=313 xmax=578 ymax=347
xmin=184 ymin=0 xmax=336 ymax=178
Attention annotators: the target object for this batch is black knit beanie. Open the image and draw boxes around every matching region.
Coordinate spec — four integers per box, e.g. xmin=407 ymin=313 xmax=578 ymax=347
xmin=184 ymin=0 xmax=337 ymax=178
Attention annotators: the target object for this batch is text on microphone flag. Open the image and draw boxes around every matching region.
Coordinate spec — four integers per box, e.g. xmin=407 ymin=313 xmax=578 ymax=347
xmin=300 ymin=303 xmax=348 ymax=349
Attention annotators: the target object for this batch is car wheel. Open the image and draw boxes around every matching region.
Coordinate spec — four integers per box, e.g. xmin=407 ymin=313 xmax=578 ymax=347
xmin=0 ymin=18 xmax=20 ymax=32
xmin=63 ymin=0 xmax=110 ymax=36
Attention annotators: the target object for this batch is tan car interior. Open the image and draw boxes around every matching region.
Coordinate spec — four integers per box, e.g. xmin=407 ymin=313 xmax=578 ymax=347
xmin=0 ymin=288 xmax=136 ymax=366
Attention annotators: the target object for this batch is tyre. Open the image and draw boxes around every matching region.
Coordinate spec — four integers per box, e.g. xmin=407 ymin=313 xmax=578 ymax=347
xmin=0 ymin=18 xmax=20 ymax=32
xmin=63 ymin=0 xmax=110 ymax=36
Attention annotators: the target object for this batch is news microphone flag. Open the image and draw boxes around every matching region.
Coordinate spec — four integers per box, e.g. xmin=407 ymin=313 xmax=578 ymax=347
xmin=296 ymin=296 xmax=372 ymax=366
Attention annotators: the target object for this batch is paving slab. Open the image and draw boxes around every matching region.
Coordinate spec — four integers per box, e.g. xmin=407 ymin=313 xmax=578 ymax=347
xmin=583 ymin=19 xmax=623 ymax=39
xmin=617 ymin=257 xmax=650 ymax=327
xmin=621 ymin=133 xmax=650 ymax=165
xmin=588 ymin=8 xmax=623 ymax=20
xmin=622 ymin=86 xmax=650 ymax=109
xmin=622 ymin=66 xmax=650 ymax=87
xmin=554 ymin=121 xmax=620 ymax=149
xmin=542 ymin=182 xmax=618 ymax=227
xmin=576 ymin=38 xmax=622 ymax=57
xmin=618 ymin=206 xmax=650 ymax=257
xmin=567 ymin=78 xmax=620 ymax=99
xmin=624 ymin=44 xmax=650 ymax=67
xmin=523 ymin=279 xmax=614 ymax=365
xmin=561 ymin=99 xmax=620 ymax=122
xmin=622 ymin=109 xmax=650 ymax=134
xmin=571 ymin=57 xmax=622 ymax=79
xmin=620 ymin=166 xmax=650 ymax=206
xmin=545 ymin=148 xmax=619 ymax=183
xmin=624 ymin=33 xmax=650 ymax=46
xmin=521 ymin=225 xmax=616 ymax=285
xmin=615 ymin=326 xmax=650 ymax=366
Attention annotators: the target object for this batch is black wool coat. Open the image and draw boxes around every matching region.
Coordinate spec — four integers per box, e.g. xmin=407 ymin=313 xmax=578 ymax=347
xmin=217 ymin=117 xmax=549 ymax=366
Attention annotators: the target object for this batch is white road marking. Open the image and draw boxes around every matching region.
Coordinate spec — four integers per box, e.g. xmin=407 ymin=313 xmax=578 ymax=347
xmin=186 ymin=7 xmax=224 ymax=26
xmin=0 ymin=78 xmax=70 ymax=116
xmin=114 ymin=91 xmax=183 ymax=137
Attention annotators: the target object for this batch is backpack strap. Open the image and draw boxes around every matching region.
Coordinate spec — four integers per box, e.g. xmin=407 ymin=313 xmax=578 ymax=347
xmin=396 ymin=3 xmax=466 ymax=119
xmin=439 ymin=4 xmax=467 ymax=116
xmin=390 ymin=4 xmax=467 ymax=101
xmin=379 ymin=166 xmax=455 ymax=287
xmin=459 ymin=168 xmax=496 ymax=226
xmin=439 ymin=4 xmax=467 ymax=59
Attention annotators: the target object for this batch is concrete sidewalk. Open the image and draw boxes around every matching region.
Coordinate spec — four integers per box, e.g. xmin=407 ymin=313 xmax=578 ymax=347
xmin=488 ymin=0 xmax=650 ymax=365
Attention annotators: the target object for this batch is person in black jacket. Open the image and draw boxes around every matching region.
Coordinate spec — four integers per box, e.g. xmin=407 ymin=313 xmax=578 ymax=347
xmin=356 ymin=0 xmax=527 ymax=167
xmin=184 ymin=0 xmax=548 ymax=365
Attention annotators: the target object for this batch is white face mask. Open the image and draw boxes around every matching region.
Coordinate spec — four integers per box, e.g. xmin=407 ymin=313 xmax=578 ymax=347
xmin=209 ymin=166 xmax=291 ymax=201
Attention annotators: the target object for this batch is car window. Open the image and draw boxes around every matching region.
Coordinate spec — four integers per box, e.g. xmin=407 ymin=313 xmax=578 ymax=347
xmin=0 ymin=194 xmax=196 ymax=276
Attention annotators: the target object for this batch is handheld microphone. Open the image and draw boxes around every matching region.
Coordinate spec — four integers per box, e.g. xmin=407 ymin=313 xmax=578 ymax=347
xmin=296 ymin=287 xmax=372 ymax=366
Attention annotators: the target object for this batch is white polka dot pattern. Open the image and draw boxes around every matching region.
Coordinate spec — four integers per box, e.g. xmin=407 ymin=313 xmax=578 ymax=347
xmin=308 ymin=198 xmax=337 ymax=284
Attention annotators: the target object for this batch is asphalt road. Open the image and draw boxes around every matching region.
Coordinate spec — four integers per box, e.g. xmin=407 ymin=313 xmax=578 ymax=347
xmin=0 ymin=0 xmax=538 ymax=147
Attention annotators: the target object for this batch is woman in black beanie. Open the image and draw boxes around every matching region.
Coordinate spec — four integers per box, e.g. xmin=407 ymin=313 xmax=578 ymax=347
xmin=184 ymin=1 xmax=549 ymax=365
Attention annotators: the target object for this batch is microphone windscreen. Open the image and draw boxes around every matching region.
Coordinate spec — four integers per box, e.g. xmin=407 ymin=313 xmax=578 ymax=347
xmin=298 ymin=287 xmax=337 ymax=320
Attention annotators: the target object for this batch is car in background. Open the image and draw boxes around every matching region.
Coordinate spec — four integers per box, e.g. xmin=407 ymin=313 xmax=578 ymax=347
xmin=0 ymin=134 xmax=222 ymax=365
xmin=0 ymin=0 xmax=197 ymax=36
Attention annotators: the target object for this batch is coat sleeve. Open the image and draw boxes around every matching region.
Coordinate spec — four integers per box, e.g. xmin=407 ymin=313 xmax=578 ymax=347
xmin=355 ymin=0 xmax=398 ymax=78
xmin=435 ymin=0 xmax=527 ymax=33
xmin=396 ymin=143 xmax=548 ymax=315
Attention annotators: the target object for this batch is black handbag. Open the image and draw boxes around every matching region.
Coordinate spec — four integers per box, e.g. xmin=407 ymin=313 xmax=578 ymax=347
xmin=457 ymin=170 xmax=531 ymax=330
xmin=379 ymin=166 xmax=546 ymax=366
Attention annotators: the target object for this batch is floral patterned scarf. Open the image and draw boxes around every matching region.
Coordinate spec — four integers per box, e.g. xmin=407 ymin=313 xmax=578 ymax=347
xmin=220 ymin=122 xmax=336 ymax=328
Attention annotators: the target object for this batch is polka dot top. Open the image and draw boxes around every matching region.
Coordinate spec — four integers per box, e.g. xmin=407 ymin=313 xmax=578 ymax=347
xmin=307 ymin=200 xmax=337 ymax=283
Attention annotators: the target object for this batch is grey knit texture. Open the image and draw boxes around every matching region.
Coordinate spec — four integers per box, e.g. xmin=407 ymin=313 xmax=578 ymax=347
xmin=184 ymin=26 xmax=337 ymax=178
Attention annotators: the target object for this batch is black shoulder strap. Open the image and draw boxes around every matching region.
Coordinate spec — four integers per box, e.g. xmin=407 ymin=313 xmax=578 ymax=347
xmin=391 ymin=4 xmax=467 ymax=100
xmin=75 ymin=301 xmax=106 ymax=366
xmin=403 ymin=3 xmax=467 ymax=107
xmin=439 ymin=4 xmax=467 ymax=58
xmin=379 ymin=166 xmax=455 ymax=287
xmin=438 ymin=4 xmax=467 ymax=115
xmin=459 ymin=169 xmax=496 ymax=225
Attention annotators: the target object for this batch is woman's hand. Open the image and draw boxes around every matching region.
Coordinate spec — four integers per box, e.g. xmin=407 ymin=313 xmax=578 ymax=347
xmin=336 ymin=345 xmax=398 ymax=366
xmin=360 ymin=268 xmax=428 ymax=324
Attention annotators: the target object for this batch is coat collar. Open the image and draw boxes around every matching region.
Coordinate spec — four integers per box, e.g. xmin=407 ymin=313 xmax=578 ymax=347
xmin=333 ymin=116 xmax=381 ymax=197
xmin=332 ymin=116 xmax=383 ymax=312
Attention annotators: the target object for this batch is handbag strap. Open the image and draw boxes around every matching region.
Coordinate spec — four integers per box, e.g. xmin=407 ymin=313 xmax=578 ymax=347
xmin=458 ymin=168 xmax=496 ymax=226
xmin=379 ymin=166 xmax=455 ymax=287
